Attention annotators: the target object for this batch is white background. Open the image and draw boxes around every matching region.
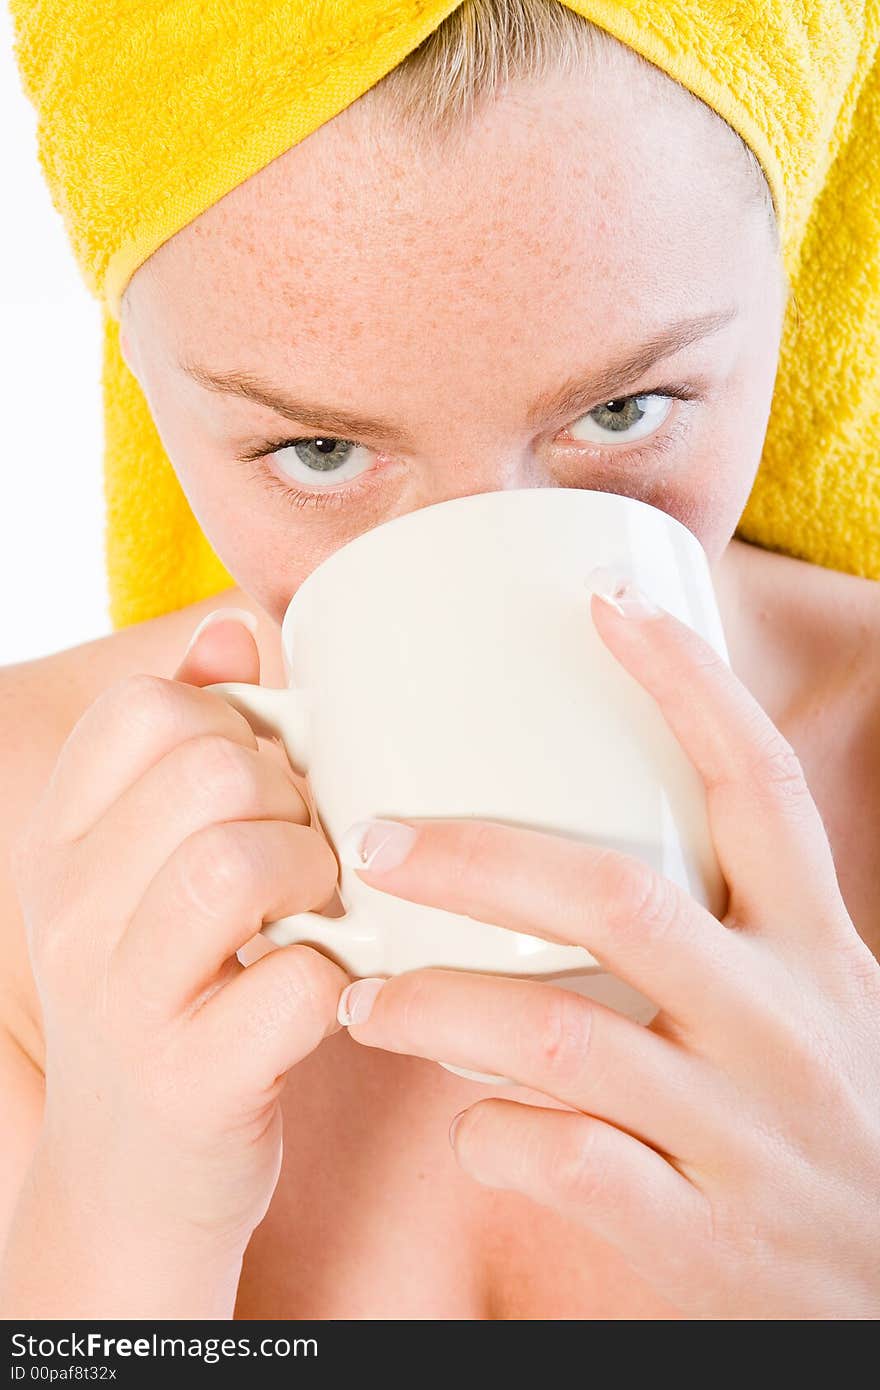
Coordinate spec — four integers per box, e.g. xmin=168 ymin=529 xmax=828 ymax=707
xmin=1 ymin=6 xmax=110 ymax=668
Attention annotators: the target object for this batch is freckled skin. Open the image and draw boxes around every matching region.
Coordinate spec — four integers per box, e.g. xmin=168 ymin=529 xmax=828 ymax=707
xmin=120 ymin=58 xmax=788 ymax=628
xmin=12 ymin=53 xmax=880 ymax=1327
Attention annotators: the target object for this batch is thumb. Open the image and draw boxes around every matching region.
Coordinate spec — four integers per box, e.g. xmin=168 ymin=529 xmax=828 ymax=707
xmin=174 ymin=606 xmax=261 ymax=687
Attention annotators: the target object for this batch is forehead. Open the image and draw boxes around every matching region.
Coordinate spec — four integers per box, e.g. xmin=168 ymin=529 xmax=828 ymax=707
xmin=130 ymin=63 xmax=757 ymax=380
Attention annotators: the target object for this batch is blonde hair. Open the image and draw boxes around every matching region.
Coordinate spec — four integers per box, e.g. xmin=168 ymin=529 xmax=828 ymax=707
xmin=368 ymin=0 xmax=780 ymax=250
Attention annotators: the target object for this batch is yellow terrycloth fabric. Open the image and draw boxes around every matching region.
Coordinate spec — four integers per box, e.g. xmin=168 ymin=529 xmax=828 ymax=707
xmin=8 ymin=2 xmax=880 ymax=628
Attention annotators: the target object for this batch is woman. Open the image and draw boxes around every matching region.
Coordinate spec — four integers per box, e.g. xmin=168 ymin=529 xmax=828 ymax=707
xmin=1 ymin=0 xmax=878 ymax=1319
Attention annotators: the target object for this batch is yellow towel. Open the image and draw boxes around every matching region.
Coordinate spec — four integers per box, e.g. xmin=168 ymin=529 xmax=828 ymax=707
xmin=8 ymin=1 xmax=880 ymax=628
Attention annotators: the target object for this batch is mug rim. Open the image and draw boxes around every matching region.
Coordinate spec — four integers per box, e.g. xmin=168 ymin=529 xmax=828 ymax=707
xmin=280 ymin=484 xmax=706 ymax=653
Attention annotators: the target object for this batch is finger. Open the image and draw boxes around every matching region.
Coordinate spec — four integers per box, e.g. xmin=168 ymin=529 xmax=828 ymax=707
xmin=588 ymin=581 xmax=848 ymax=941
xmin=173 ymin=609 xmax=261 ymax=688
xmin=114 ymin=820 xmax=340 ymax=1014
xmin=188 ymin=943 xmax=349 ymax=1104
xmin=73 ymin=734 xmax=311 ymax=929
xmin=451 ymin=1099 xmax=708 ymax=1295
xmin=174 ymin=608 xmax=306 ymax=787
xmin=174 ymin=607 xmax=304 ymax=791
xmin=349 ymin=817 xmax=756 ymax=1035
xmin=39 ymin=673 xmax=262 ymax=842
xmin=347 ymin=968 xmax=723 ymax=1161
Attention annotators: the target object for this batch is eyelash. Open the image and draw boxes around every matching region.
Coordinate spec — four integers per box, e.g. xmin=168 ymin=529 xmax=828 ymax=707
xmin=235 ymin=383 xmax=701 ymax=512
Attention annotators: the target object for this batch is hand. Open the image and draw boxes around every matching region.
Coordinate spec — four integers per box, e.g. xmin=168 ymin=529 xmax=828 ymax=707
xmin=6 ymin=610 xmax=348 ymax=1309
xmin=336 ymin=574 xmax=880 ymax=1320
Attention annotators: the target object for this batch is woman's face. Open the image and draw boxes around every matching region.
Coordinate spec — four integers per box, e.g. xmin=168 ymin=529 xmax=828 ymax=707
xmin=121 ymin=61 xmax=788 ymax=627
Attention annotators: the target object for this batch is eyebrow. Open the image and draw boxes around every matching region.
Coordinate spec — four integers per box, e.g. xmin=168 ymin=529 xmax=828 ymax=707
xmin=177 ymin=304 xmax=739 ymax=446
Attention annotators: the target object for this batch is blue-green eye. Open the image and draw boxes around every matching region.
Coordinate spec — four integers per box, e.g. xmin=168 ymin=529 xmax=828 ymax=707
xmin=236 ymin=381 xmax=699 ymax=513
xmin=273 ymin=436 xmax=375 ymax=486
xmin=569 ymin=393 xmax=673 ymax=446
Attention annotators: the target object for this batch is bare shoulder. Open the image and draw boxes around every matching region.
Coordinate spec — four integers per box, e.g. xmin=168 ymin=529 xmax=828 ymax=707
xmin=723 ymin=539 xmax=880 ymax=955
xmin=722 ymin=538 xmax=880 ymax=717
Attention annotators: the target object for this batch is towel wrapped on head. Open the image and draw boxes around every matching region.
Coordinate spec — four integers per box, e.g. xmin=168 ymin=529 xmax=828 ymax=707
xmin=8 ymin=0 xmax=880 ymax=626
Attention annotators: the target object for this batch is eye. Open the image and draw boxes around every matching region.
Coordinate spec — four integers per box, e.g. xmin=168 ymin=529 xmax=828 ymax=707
xmin=567 ymin=393 xmax=673 ymax=447
xmin=272 ymin=436 xmax=376 ymax=487
xmin=235 ymin=382 xmax=700 ymax=513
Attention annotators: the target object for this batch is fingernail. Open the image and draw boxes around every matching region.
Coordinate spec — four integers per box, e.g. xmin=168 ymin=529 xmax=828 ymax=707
xmin=449 ymin=1108 xmax=468 ymax=1148
xmin=584 ymin=565 xmax=661 ymax=618
xmin=338 ymin=818 xmax=418 ymax=872
xmin=183 ymin=606 xmax=258 ymax=658
xmin=337 ymin=977 xmax=386 ymax=1027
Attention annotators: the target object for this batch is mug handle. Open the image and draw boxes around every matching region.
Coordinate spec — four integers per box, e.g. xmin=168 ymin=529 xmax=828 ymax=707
xmin=203 ymin=681 xmax=365 ymax=951
xmin=207 ymin=682 xmax=531 ymax=1085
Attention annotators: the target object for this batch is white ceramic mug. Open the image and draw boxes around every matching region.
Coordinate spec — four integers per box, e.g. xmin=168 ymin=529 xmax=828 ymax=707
xmin=206 ymin=487 xmax=728 ymax=1032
